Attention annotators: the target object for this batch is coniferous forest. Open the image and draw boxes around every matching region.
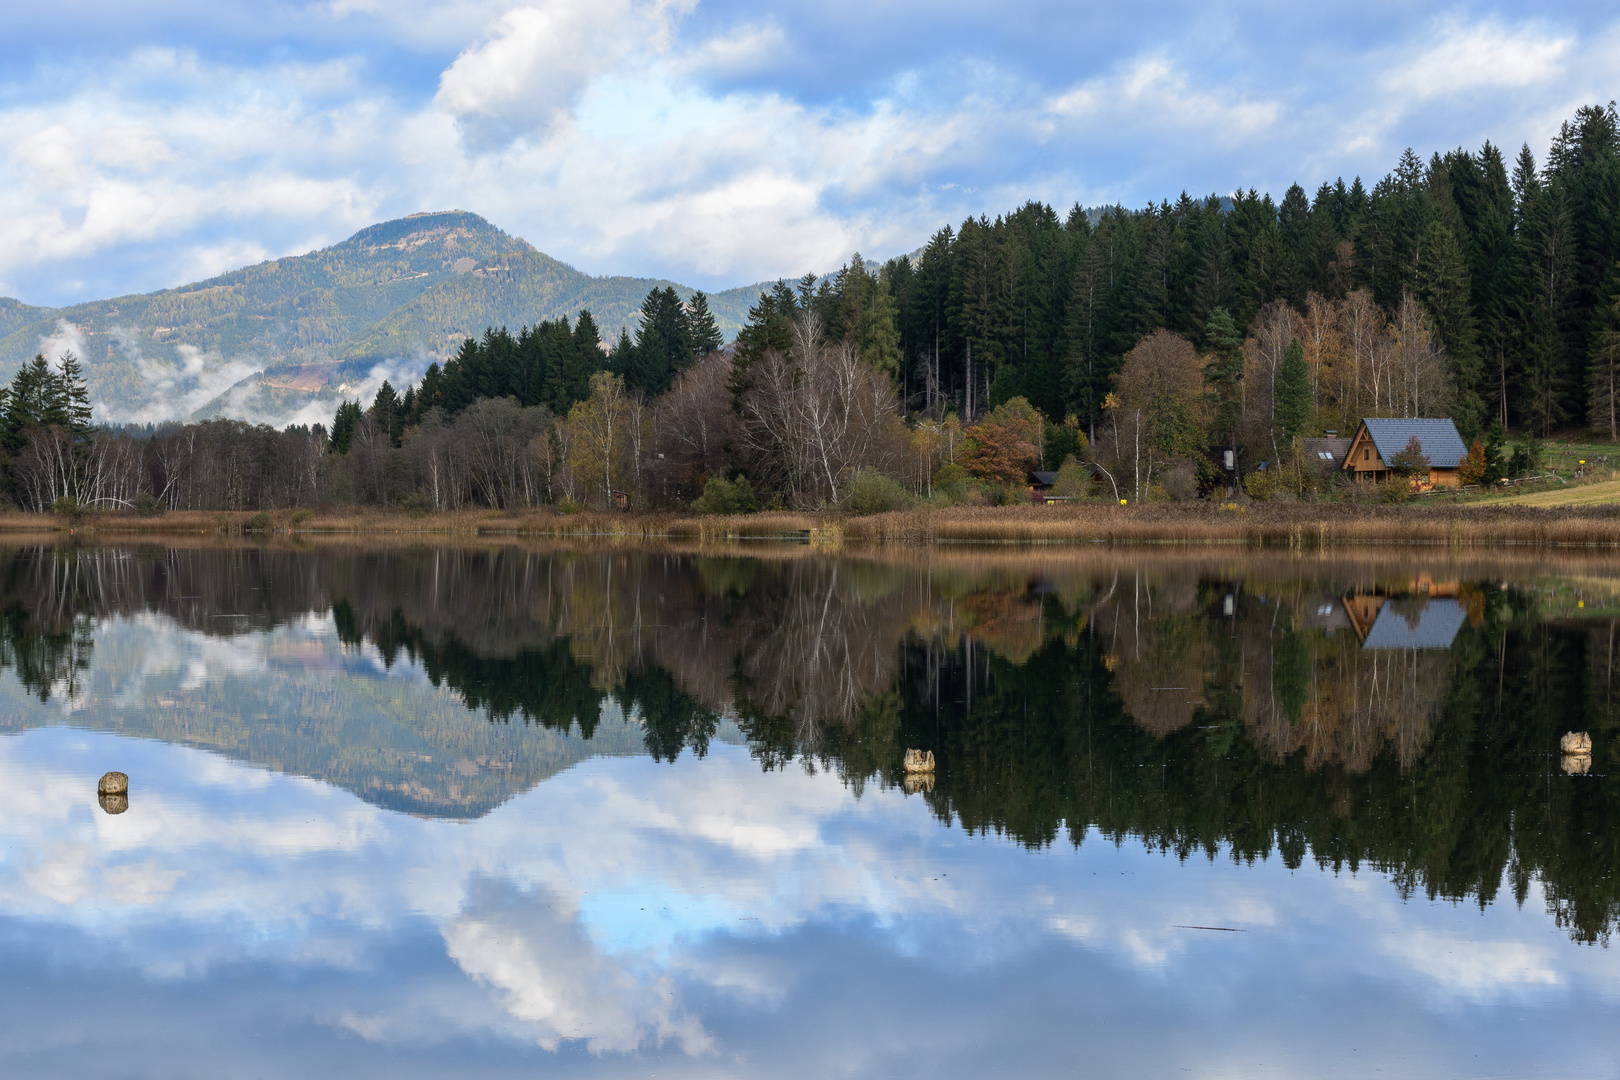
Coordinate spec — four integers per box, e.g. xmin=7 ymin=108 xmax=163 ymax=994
xmin=1 ymin=103 xmax=1618 ymax=513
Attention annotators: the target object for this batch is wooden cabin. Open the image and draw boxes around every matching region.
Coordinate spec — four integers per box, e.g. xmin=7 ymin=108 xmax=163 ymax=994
xmin=1028 ymin=470 xmax=1058 ymax=503
xmin=1341 ymin=418 xmax=1467 ymax=491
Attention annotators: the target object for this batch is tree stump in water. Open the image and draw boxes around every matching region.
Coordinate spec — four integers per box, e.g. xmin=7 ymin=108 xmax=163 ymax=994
xmin=98 ymin=772 xmax=129 ymax=813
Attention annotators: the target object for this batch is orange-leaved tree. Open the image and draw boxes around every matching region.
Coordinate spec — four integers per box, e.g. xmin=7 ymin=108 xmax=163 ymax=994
xmin=1457 ymin=440 xmax=1486 ymax=486
xmin=961 ymin=397 xmax=1044 ymax=486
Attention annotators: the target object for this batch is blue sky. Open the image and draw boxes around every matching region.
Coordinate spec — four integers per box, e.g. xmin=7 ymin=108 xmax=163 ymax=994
xmin=1 ymin=1 xmax=1616 ymax=307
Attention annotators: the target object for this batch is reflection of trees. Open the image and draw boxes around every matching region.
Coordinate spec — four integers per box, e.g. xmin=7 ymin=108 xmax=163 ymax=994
xmin=4 ymin=544 xmax=1620 ymax=940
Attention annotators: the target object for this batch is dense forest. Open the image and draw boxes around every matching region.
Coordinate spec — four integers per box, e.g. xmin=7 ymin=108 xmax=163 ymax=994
xmin=0 ymin=103 xmax=1616 ymax=513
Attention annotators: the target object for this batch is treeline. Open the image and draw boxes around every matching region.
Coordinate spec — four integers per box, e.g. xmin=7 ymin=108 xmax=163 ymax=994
xmin=1 ymin=104 xmax=1617 ymax=513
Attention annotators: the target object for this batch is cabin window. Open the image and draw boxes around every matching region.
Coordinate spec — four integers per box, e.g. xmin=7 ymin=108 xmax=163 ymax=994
xmin=1363 ymin=448 xmax=1369 ymax=461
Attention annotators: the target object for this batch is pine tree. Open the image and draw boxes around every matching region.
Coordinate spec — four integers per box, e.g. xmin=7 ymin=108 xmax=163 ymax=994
xmin=330 ymin=400 xmax=362 ymax=454
xmin=1415 ymin=222 xmax=1484 ymax=435
xmin=4 ymin=355 xmax=60 ymax=449
xmin=833 ymin=254 xmax=901 ymax=376
xmin=1275 ymin=338 xmax=1311 ymax=444
xmin=54 ymin=352 xmax=92 ymax=438
xmin=686 ymin=292 xmax=723 ymax=354
xmin=1203 ymin=307 xmax=1245 ymax=462
xmin=370 ymin=380 xmax=403 ymax=447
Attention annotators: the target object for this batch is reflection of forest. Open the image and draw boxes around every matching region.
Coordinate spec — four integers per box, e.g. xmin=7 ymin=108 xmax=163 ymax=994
xmin=0 ymin=545 xmax=1618 ymax=941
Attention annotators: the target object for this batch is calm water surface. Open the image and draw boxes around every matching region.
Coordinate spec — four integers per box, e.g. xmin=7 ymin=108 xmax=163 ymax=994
xmin=0 ymin=544 xmax=1617 ymax=1078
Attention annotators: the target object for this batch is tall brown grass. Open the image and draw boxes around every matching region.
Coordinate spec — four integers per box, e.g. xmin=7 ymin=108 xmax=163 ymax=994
xmin=11 ymin=501 xmax=1620 ymax=547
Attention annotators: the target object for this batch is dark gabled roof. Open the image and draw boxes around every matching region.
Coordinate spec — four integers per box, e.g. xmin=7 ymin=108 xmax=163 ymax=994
xmin=1302 ymin=437 xmax=1351 ymax=463
xmin=1362 ymin=599 xmax=1466 ymax=650
xmin=1029 ymin=471 xmax=1058 ymax=487
xmin=1360 ymin=418 xmax=1467 ymax=469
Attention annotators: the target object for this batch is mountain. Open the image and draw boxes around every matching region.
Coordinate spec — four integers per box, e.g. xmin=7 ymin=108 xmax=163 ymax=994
xmin=0 ymin=212 xmax=774 ymax=426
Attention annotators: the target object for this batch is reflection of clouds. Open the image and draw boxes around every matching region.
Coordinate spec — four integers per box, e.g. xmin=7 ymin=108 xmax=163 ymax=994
xmin=0 ymin=722 xmax=1615 ymax=1067
xmin=444 ymin=879 xmax=712 ymax=1054
xmin=1390 ymin=926 xmax=1561 ymax=999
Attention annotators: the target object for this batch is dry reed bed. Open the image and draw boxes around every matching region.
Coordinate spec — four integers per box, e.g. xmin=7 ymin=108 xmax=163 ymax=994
xmin=842 ymin=503 xmax=1620 ymax=547
xmin=9 ymin=501 xmax=1620 ymax=547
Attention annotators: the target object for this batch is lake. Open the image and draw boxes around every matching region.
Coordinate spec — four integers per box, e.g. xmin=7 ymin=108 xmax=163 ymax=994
xmin=0 ymin=542 xmax=1615 ymax=1078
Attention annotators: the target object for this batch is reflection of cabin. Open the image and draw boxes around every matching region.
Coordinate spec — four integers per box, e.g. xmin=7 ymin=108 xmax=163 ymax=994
xmin=1342 ymin=592 xmax=1387 ymax=641
xmin=1342 ymin=418 xmax=1467 ymax=490
xmin=1341 ymin=591 xmax=1465 ymax=649
xmin=1299 ymin=596 xmax=1352 ymax=635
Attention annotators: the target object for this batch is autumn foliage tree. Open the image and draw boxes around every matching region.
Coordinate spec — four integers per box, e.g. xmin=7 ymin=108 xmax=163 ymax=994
xmin=961 ymin=397 xmax=1044 ymax=486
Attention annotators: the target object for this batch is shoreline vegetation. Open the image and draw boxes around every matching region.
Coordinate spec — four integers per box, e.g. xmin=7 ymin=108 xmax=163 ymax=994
xmin=18 ymin=501 xmax=1620 ymax=547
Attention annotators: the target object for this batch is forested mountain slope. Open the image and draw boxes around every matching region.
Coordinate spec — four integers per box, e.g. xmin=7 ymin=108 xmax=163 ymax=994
xmin=0 ymin=211 xmax=765 ymax=425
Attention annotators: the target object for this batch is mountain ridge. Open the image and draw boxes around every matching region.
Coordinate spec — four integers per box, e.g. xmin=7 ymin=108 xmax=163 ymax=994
xmin=0 ymin=211 xmax=779 ymax=426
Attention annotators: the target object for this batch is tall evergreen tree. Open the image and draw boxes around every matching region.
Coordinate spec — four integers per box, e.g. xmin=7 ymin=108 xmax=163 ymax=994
xmin=1204 ymin=307 xmax=1245 ymax=466
xmin=1415 ymin=222 xmax=1484 ymax=435
xmin=686 ymin=292 xmax=724 ymax=354
xmin=1275 ymin=338 xmax=1311 ymax=445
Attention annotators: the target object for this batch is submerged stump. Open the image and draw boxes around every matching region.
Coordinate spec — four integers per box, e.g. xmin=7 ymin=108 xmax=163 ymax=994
xmin=98 ymin=772 xmax=129 ymax=813
xmin=903 ymin=749 xmax=935 ymax=773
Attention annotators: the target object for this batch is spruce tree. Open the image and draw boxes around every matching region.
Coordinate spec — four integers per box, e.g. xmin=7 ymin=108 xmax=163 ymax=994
xmin=1203 ymin=306 xmax=1245 ymax=463
xmin=1275 ymin=338 xmax=1310 ymax=444
xmin=1415 ymin=222 xmax=1484 ymax=435
xmin=686 ymin=292 xmax=723 ymax=354
xmin=54 ymin=352 xmax=92 ymax=438
xmin=370 ymin=380 xmax=403 ymax=447
xmin=330 ymin=400 xmax=362 ymax=454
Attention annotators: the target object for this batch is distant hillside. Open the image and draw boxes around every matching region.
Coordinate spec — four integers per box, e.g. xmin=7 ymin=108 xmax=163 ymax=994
xmin=0 ymin=211 xmax=773 ymax=426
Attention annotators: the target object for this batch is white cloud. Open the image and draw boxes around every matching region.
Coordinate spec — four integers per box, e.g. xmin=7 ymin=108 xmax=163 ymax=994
xmin=39 ymin=318 xmax=89 ymax=365
xmin=436 ymin=0 xmax=693 ymax=150
xmin=1386 ymin=19 xmax=1572 ymax=100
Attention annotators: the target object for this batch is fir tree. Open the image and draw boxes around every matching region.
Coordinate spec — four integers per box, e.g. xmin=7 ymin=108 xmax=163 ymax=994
xmin=370 ymin=380 xmax=404 ymax=447
xmin=1203 ymin=306 xmax=1245 ymax=464
xmin=1275 ymin=338 xmax=1311 ymax=444
xmin=686 ymin=292 xmax=723 ymax=354
xmin=330 ymin=400 xmax=362 ymax=454
xmin=1415 ymin=222 xmax=1484 ymax=435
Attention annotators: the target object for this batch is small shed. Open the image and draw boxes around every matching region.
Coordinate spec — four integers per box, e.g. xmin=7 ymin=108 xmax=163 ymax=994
xmin=1342 ymin=418 xmax=1467 ymax=490
xmin=1302 ymin=433 xmax=1351 ymax=468
xmin=1028 ymin=470 xmax=1059 ymax=503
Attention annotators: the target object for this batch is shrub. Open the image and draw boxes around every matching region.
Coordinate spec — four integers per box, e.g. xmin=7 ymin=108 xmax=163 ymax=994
xmin=1509 ymin=430 xmax=1544 ymax=478
xmin=840 ymin=468 xmax=912 ymax=515
xmin=692 ymin=475 xmax=758 ymax=515
xmin=1160 ymin=460 xmax=1200 ymax=501
xmin=132 ymin=492 xmax=165 ymax=517
xmin=49 ymin=496 xmax=81 ymax=518
xmin=1243 ymin=468 xmax=1275 ymax=501
xmin=1382 ymin=478 xmax=1412 ymax=503
xmin=557 ymin=496 xmax=584 ymax=515
xmin=1050 ymin=457 xmax=1093 ymax=499
xmin=249 ymin=511 xmax=272 ymax=532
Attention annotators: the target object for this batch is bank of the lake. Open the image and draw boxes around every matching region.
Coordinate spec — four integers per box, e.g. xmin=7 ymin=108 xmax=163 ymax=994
xmin=13 ymin=500 xmax=1620 ymax=547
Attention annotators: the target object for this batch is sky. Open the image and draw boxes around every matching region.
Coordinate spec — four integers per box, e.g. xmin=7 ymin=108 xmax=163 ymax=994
xmin=1 ymin=1 xmax=1617 ymax=308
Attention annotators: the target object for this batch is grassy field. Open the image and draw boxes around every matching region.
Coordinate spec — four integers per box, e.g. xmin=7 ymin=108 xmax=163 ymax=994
xmin=1492 ymin=479 xmax=1620 ymax=506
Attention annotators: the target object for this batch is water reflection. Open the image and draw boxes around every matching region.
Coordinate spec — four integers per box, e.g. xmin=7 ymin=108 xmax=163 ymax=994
xmin=0 ymin=543 xmax=1618 ymax=1075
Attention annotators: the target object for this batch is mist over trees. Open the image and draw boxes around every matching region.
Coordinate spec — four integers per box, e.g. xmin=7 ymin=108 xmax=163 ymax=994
xmin=1 ymin=103 xmax=1617 ymax=513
